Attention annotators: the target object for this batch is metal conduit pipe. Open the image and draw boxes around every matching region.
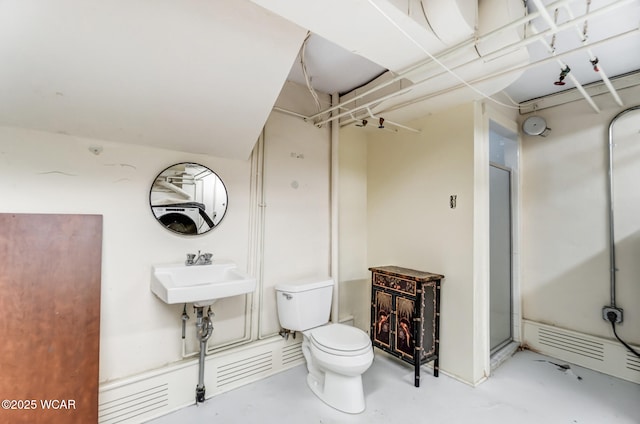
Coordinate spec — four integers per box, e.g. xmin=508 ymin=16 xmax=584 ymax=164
xmin=606 ymin=105 xmax=640 ymax=308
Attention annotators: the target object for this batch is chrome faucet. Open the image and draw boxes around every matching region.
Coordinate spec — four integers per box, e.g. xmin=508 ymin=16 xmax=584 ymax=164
xmin=185 ymin=250 xmax=213 ymax=266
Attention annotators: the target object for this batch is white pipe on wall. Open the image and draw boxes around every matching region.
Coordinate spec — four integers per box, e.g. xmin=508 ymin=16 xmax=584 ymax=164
xmin=330 ymin=92 xmax=340 ymax=323
xmin=253 ymin=130 xmax=267 ymax=338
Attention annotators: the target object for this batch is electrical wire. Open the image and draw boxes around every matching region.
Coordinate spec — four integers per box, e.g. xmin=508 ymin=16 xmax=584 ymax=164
xmin=608 ymin=316 xmax=640 ymax=358
xmin=300 ymin=32 xmax=323 ymax=115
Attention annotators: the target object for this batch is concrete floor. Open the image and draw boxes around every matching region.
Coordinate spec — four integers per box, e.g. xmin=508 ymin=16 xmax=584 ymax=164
xmin=148 ymin=349 xmax=640 ymax=423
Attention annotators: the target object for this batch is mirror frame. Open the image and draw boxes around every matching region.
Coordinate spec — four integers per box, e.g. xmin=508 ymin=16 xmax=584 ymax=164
xmin=149 ymin=162 xmax=228 ymax=235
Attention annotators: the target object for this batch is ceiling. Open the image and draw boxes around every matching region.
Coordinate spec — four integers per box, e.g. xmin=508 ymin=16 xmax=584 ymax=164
xmin=1 ymin=0 xmax=638 ymax=159
xmin=287 ymin=0 xmax=640 ymax=99
xmin=0 ymin=0 xmax=307 ymax=160
xmin=278 ymin=0 xmax=640 ymax=123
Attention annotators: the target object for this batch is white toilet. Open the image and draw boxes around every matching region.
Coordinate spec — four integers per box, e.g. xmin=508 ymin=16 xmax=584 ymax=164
xmin=275 ymin=277 xmax=373 ymax=414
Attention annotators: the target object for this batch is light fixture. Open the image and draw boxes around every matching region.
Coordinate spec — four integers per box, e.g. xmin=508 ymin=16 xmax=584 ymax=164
xmin=523 ymin=116 xmax=551 ymax=137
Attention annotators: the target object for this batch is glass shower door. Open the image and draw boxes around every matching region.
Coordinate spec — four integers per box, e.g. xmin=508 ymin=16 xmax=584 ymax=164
xmin=490 ymin=164 xmax=513 ymax=353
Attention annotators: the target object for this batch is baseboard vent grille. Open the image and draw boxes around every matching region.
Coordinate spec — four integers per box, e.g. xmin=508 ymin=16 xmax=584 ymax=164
xmin=99 ymin=336 xmax=306 ymax=423
xmin=282 ymin=342 xmax=303 ymax=365
xmin=627 ymin=353 xmax=640 ymax=373
xmin=523 ymin=320 xmax=640 ymax=384
xmin=217 ymin=352 xmax=273 ymax=387
xmin=537 ymin=327 xmax=605 ymax=361
xmin=98 ymin=383 xmax=168 ymax=424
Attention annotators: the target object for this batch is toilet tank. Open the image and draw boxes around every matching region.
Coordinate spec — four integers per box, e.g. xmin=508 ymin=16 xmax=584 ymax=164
xmin=275 ymin=277 xmax=333 ymax=331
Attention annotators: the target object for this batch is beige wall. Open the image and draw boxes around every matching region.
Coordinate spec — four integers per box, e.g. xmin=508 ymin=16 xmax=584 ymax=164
xmin=521 ymin=85 xmax=640 ymax=346
xmin=340 ymin=103 xmax=490 ymax=384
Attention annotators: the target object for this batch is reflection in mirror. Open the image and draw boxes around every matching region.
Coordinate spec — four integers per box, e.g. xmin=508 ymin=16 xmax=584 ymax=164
xmin=150 ymin=163 xmax=228 ymax=235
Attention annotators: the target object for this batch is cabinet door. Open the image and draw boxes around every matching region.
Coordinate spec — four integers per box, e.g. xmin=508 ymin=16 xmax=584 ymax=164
xmin=372 ymin=289 xmax=392 ymax=349
xmin=394 ymin=296 xmax=415 ymax=358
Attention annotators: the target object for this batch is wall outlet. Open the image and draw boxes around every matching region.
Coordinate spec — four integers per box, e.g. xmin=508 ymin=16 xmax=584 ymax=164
xmin=602 ymin=306 xmax=623 ymax=323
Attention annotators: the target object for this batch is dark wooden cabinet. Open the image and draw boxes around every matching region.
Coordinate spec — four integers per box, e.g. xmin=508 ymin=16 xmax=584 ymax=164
xmin=369 ymin=266 xmax=443 ymax=387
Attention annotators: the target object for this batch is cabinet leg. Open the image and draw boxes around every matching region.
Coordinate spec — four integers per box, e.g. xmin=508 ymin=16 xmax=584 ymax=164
xmin=434 ymin=281 xmax=441 ymax=378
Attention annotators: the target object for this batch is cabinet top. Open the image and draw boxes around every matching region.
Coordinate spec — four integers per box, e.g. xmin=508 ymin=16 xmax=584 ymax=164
xmin=369 ymin=266 xmax=444 ymax=282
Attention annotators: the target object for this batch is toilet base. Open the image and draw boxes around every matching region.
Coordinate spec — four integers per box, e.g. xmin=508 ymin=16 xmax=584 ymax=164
xmin=306 ymin=371 xmax=365 ymax=414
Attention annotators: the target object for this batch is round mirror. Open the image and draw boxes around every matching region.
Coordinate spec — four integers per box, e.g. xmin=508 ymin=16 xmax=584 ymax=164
xmin=149 ymin=163 xmax=228 ymax=235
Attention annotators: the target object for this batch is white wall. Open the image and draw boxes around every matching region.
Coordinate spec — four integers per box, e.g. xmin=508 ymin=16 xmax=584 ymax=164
xmin=521 ymin=85 xmax=640 ymax=346
xmin=0 ymin=128 xmax=251 ymax=380
xmin=0 ymin=81 xmax=333 ymax=383
xmin=259 ymin=106 xmax=331 ymax=337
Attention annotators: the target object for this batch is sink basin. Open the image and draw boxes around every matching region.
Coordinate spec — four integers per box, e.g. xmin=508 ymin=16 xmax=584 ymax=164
xmin=151 ymin=261 xmax=256 ymax=307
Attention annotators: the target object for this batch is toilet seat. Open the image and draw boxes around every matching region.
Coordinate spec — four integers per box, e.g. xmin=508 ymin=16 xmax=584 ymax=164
xmin=309 ymin=324 xmax=371 ymax=357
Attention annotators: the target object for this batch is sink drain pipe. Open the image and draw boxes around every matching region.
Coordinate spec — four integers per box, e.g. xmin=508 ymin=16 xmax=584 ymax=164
xmin=195 ymin=306 xmax=214 ymax=403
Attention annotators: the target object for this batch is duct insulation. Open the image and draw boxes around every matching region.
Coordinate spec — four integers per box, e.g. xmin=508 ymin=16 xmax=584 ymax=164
xmin=389 ymin=0 xmax=477 ymax=46
xmin=364 ymin=0 xmax=531 ymax=122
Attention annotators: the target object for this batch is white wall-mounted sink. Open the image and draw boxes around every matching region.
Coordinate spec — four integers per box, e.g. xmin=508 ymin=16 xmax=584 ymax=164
xmin=151 ymin=261 xmax=256 ymax=307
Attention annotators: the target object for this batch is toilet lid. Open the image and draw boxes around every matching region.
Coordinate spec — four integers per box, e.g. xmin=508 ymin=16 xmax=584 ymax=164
xmin=310 ymin=324 xmax=371 ymax=353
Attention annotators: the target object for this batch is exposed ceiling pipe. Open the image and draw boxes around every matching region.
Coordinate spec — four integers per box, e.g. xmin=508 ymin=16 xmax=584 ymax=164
xmin=272 ymin=106 xmax=309 ymax=119
xmin=317 ymin=18 xmax=636 ymax=128
xmin=155 ymin=180 xmax=192 ymax=200
xmin=315 ymin=23 xmax=569 ymax=126
xmin=530 ymin=0 xmax=601 ymax=111
xmin=518 ymin=70 xmax=640 ymax=113
xmin=360 ymin=28 xmax=638 ymax=118
xmin=358 ymin=107 xmax=421 ymax=133
xmin=528 ymin=18 xmax=601 ymax=113
xmin=562 ymin=4 xmax=624 ymax=106
xmin=306 ymin=0 xmax=577 ymax=123
xmin=308 ymin=0 xmax=632 ymax=126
